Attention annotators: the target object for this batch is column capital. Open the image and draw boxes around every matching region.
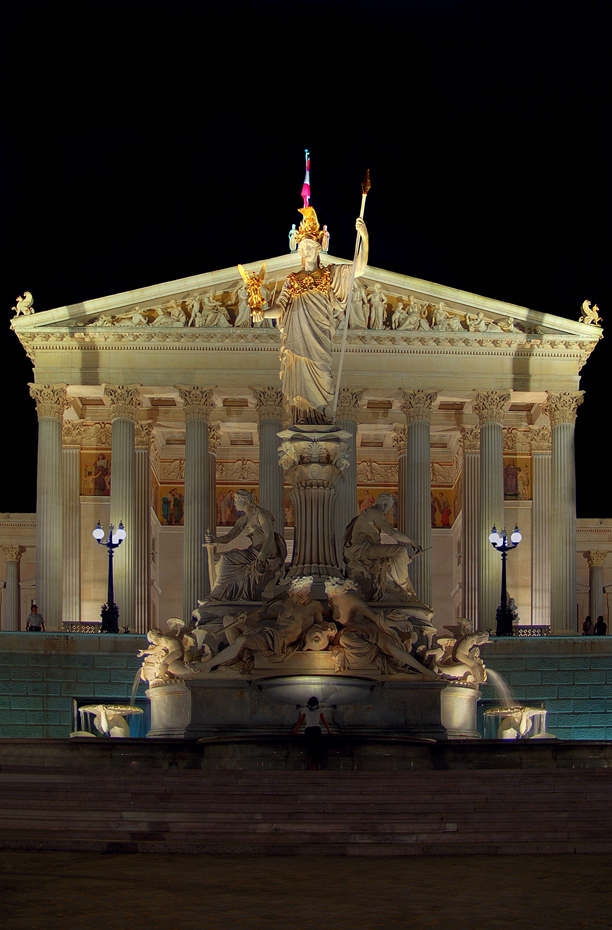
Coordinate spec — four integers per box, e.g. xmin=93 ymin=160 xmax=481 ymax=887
xmin=1 ymin=544 xmax=26 ymax=562
xmin=176 ymin=385 xmax=215 ymax=421
xmin=103 ymin=385 xmax=142 ymax=421
xmin=392 ymin=424 xmax=407 ymax=455
xmin=29 ymin=384 xmax=69 ymax=420
xmin=62 ymin=420 xmax=83 ymax=448
xmin=584 ymin=550 xmax=608 ymax=569
xmin=460 ymin=425 xmax=480 ymax=453
xmin=250 ymin=386 xmax=286 ymax=421
xmin=135 ymin=421 xmax=154 ymax=450
xmin=544 ymin=391 xmax=585 ymax=426
xmin=472 ymin=390 xmax=510 ymax=426
xmin=336 ymin=388 xmax=364 ymax=423
xmin=400 ymin=389 xmax=437 ymax=424
xmin=208 ymin=422 xmax=222 ymax=454
xmin=530 ymin=425 xmax=552 ymax=453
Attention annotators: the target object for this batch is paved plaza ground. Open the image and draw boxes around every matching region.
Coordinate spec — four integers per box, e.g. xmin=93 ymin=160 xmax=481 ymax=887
xmin=0 ymin=850 xmax=610 ymax=930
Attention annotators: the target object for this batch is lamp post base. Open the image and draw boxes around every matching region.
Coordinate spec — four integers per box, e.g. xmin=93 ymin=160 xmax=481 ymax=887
xmin=101 ymin=603 xmax=120 ymax=634
xmin=495 ymin=605 xmax=515 ymax=637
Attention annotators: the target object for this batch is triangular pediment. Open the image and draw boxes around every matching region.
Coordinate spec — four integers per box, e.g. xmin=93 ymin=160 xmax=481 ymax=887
xmin=10 ymin=254 xmax=602 ymax=342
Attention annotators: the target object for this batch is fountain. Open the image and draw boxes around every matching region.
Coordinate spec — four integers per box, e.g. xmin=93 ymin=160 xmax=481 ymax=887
xmin=137 ymin=174 xmax=492 ymax=744
xmin=72 ymin=703 xmax=143 ymax=738
xmin=484 ymin=669 xmax=554 ymax=739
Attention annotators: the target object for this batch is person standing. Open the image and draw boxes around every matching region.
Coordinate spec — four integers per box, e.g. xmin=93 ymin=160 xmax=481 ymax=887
xmin=594 ymin=616 xmax=607 ymax=635
xmin=582 ymin=615 xmax=594 ymax=635
xmin=26 ymin=604 xmax=45 ymax=632
xmin=293 ymin=696 xmax=332 ymax=770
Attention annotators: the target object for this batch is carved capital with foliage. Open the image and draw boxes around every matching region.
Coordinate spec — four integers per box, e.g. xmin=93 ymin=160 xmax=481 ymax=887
xmin=400 ymin=389 xmax=437 ymax=424
xmin=472 ymin=390 xmax=511 ymax=426
xmin=460 ymin=426 xmax=480 ymax=454
xmin=62 ymin=420 xmax=83 ymax=448
xmin=176 ymin=385 xmax=215 ymax=421
xmin=336 ymin=388 xmax=363 ymax=424
xmin=208 ymin=422 xmax=222 ymax=454
xmin=29 ymin=384 xmax=69 ymax=421
xmin=530 ymin=425 xmax=552 ymax=453
xmin=135 ymin=421 xmax=154 ymax=450
xmin=251 ymin=386 xmax=286 ymax=421
xmin=103 ymin=385 xmax=142 ymax=422
xmin=1 ymin=544 xmax=26 ymax=562
xmin=392 ymin=424 xmax=407 ymax=455
xmin=544 ymin=391 xmax=584 ymax=426
xmin=584 ymin=550 xmax=607 ymax=569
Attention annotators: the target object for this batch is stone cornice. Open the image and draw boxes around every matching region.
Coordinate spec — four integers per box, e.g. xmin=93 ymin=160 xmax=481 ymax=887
xmin=544 ymin=391 xmax=585 ymax=426
xmin=103 ymin=385 xmax=143 ymax=422
xmin=472 ymin=391 xmax=511 ymax=426
xmin=28 ymin=384 xmax=69 ymax=421
xmin=176 ymin=386 xmax=215 ymax=421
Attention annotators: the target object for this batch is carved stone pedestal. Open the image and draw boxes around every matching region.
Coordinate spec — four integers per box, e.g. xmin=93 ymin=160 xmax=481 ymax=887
xmin=277 ymin=423 xmax=351 ymax=581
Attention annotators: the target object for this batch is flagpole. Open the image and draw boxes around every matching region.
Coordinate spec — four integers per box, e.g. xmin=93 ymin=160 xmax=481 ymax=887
xmin=331 ymin=170 xmax=371 ymax=422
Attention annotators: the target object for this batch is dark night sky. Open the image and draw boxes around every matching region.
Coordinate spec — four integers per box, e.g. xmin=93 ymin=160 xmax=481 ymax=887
xmin=1 ymin=0 xmax=609 ymax=516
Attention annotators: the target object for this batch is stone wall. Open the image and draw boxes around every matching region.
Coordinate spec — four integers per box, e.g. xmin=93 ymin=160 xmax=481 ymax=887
xmin=0 ymin=633 xmax=146 ymax=738
xmin=481 ymin=637 xmax=612 ymax=740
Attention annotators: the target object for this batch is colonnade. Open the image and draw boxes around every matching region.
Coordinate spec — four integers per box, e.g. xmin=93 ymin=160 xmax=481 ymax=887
xmin=17 ymin=384 xmax=585 ymax=632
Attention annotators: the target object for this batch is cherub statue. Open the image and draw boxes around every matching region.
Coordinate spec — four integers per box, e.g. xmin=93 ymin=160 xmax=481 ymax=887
xmin=580 ymin=299 xmax=602 ymax=325
xmin=12 ymin=291 xmax=34 ymax=316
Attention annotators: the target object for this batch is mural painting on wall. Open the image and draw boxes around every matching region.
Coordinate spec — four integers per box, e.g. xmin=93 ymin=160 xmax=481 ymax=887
xmin=357 ymin=487 xmax=399 ymax=528
xmin=503 ymin=457 xmax=531 ymax=500
xmin=431 ymin=489 xmax=454 ymax=528
xmin=156 ymin=484 xmax=185 ymax=526
xmin=81 ymin=451 xmax=111 ymax=496
xmin=216 ymin=486 xmax=258 ymax=527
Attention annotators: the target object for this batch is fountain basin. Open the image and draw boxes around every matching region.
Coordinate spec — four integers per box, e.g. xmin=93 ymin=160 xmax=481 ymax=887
xmin=257 ymin=675 xmax=377 ymax=706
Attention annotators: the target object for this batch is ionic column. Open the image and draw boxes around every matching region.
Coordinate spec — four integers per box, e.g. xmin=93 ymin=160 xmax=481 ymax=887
xmin=460 ymin=426 xmax=480 ymax=624
xmin=208 ymin=423 xmax=221 ymax=536
xmin=252 ymin=387 xmax=286 ymax=535
xmin=545 ymin=391 xmax=584 ymax=631
xmin=104 ymin=385 xmax=142 ymax=629
xmin=400 ymin=390 xmax=437 ymax=606
xmin=335 ymin=389 xmax=362 ymax=562
xmin=585 ymin=551 xmax=607 ymax=625
xmin=135 ymin=422 xmax=153 ymax=634
xmin=62 ymin=421 xmax=83 ymax=625
xmin=1 ymin=545 xmax=25 ymax=631
xmin=392 ymin=426 xmax=407 ymax=534
xmin=473 ymin=391 xmax=510 ymax=630
xmin=177 ymin=386 xmax=214 ymax=620
xmin=531 ymin=426 xmax=552 ymax=626
xmin=29 ymin=384 xmax=69 ymax=628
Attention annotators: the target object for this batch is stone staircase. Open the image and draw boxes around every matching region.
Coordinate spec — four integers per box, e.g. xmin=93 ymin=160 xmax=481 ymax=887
xmin=1 ymin=764 xmax=611 ymax=856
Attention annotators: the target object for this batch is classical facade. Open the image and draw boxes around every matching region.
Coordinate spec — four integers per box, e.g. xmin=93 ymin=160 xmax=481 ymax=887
xmin=3 ymin=252 xmax=605 ymax=633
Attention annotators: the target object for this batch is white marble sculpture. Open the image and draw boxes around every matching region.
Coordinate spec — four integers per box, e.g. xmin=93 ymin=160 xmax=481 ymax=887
xmin=343 ymin=492 xmax=432 ymax=617
xmin=324 ymin=578 xmax=437 ymax=677
xmin=350 ymin=282 xmax=369 ymax=329
xmin=254 ymin=206 xmax=368 ymax=424
xmin=368 ymin=283 xmax=388 ymax=330
xmin=202 ymin=489 xmax=286 ymax=602
xmin=79 ymin=703 xmax=143 ymax=737
xmin=138 ymin=619 xmax=209 ymax=687
xmin=151 ymin=300 xmax=186 ymax=326
xmin=12 ymin=291 xmax=34 ymax=316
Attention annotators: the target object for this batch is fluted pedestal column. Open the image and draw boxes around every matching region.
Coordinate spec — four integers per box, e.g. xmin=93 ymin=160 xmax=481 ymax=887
xmin=401 ymin=390 xmax=437 ymax=607
xmin=208 ymin=424 xmax=221 ymax=536
xmin=105 ymin=385 xmax=142 ymax=630
xmin=252 ymin=387 xmax=286 ymax=536
xmin=474 ymin=391 xmax=510 ymax=630
xmin=531 ymin=426 xmax=552 ymax=626
xmin=585 ymin=551 xmax=606 ymax=627
xmin=1 ymin=546 xmax=25 ymax=630
xmin=393 ymin=426 xmax=407 ymax=534
xmin=62 ymin=421 xmax=83 ymax=625
xmin=178 ymin=387 xmax=214 ymax=621
xmin=546 ymin=392 xmax=584 ymax=631
xmin=335 ymin=389 xmax=362 ymax=564
xmin=30 ymin=384 xmax=69 ymax=628
xmin=278 ymin=424 xmax=350 ymax=582
xmin=460 ymin=427 xmax=480 ymax=624
xmin=135 ymin=422 xmax=153 ymax=634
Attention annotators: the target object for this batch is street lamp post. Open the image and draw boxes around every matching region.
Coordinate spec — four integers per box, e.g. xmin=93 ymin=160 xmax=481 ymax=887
xmin=489 ymin=524 xmax=522 ymax=636
xmin=93 ymin=522 xmax=127 ymax=633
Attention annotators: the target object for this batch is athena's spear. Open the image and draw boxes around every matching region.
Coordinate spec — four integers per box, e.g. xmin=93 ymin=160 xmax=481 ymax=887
xmin=330 ymin=169 xmax=371 ymax=422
